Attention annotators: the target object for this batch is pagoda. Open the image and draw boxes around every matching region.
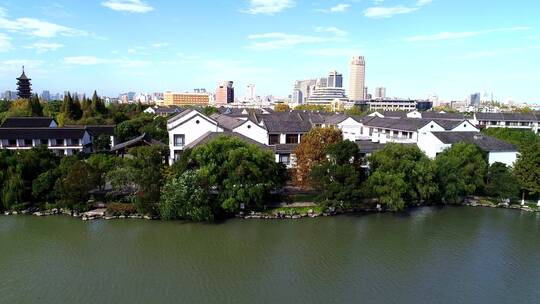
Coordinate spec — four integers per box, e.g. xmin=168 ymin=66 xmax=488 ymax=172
xmin=16 ymin=66 xmax=32 ymax=99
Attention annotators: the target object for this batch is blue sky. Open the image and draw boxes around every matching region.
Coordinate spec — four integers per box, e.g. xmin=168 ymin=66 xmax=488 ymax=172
xmin=0 ymin=0 xmax=539 ymax=102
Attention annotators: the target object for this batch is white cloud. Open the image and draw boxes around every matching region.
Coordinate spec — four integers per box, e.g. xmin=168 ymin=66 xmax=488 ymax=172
xmin=243 ymin=0 xmax=295 ymax=15
xmin=364 ymin=0 xmax=432 ymax=18
xmin=0 ymin=33 xmax=12 ymax=51
xmin=304 ymin=47 xmax=364 ymax=57
xmin=64 ymin=56 xmax=150 ymax=68
xmin=248 ymin=32 xmax=327 ymax=50
xmin=0 ymin=59 xmax=43 ymax=73
xmin=317 ymin=3 xmax=350 ymax=13
xmin=101 ymin=0 xmax=154 ymax=13
xmin=25 ymin=42 xmax=63 ymax=53
xmin=364 ymin=5 xmax=419 ymax=18
xmin=0 ymin=8 xmax=87 ymax=38
xmin=315 ymin=26 xmax=348 ymax=37
xmin=405 ymin=26 xmax=531 ymax=42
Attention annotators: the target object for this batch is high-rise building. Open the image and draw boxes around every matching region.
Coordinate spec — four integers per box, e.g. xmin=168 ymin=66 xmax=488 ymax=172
xmin=246 ymin=84 xmax=256 ymax=100
xmin=292 ymin=79 xmax=317 ymax=104
xmin=16 ymin=66 xmax=32 ymax=99
xmin=470 ymin=92 xmax=481 ymax=106
xmin=41 ymin=90 xmax=51 ymax=101
xmin=215 ymin=81 xmax=234 ymax=104
xmin=349 ymin=56 xmax=366 ymax=101
xmin=374 ymin=87 xmax=386 ymax=99
xmin=327 ymin=70 xmax=343 ymax=88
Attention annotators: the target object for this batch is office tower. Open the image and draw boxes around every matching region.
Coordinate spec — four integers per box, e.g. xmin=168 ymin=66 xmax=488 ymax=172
xmin=349 ymin=56 xmax=366 ymax=101
xmin=163 ymin=91 xmax=210 ymax=106
xmin=41 ymin=90 xmax=51 ymax=101
xmin=246 ymin=84 xmax=256 ymax=100
xmin=215 ymin=81 xmax=234 ymax=104
xmin=16 ymin=66 xmax=32 ymax=99
xmin=470 ymin=92 xmax=481 ymax=106
xmin=374 ymin=87 xmax=386 ymax=99
xmin=327 ymin=70 xmax=343 ymax=88
xmin=292 ymin=79 xmax=317 ymax=104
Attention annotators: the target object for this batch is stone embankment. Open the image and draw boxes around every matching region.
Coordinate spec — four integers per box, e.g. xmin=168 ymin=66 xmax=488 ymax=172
xmin=3 ymin=208 xmax=156 ymax=221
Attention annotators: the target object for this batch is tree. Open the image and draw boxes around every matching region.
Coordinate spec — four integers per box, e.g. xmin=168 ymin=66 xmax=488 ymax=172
xmin=81 ymin=97 xmax=93 ymax=119
xmin=485 ymin=162 xmax=520 ymax=202
xmin=481 ymin=128 xmax=539 ymax=150
xmin=91 ymin=90 xmax=107 ymax=115
xmin=190 ymin=136 xmax=286 ymax=213
xmin=7 ymin=99 xmax=32 ymax=117
xmin=292 ymin=127 xmax=343 ymax=188
xmin=366 ymin=143 xmax=437 ymax=211
xmin=513 ymin=140 xmax=540 ymax=199
xmin=29 ymin=94 xmax=43 ymax=116
xmin=159 ymin=170 xmax=214 ymax=221
xmin=32 ymin=169 xmax=60 ymax=203
xmin=434 ymin=143 xmax=488 ymax=204
xmin=2 ymin=169 xmax=24 ymax=210
xmin=55 ymin=159 xmax=99 ymax=210
xmin=87 ymin=154 xmax=119 ymax=190
xmin=92 ymin=134 xmax=112 ymax=152
xmin=274 ymin=104 xmax=290 ymax=112
xmin=310 ymin=140 xmax=364 ymax=207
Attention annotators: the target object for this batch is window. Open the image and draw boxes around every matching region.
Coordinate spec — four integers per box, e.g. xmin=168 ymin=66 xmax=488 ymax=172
xmin=286 ymin=134 xmax=298 ymax=144
xmin=174 ymin=134 xmax=185 ymax=147
xmin=268 ymin=134 xmax=280 ymax=145
xmin=279 ymin=154 xmax=290 ymax=165
xmin=55 ymin=139 xmax=65 ymax=146
xmin=24 ymin=139 xmax=33 ymax=147
xmin=8 ymin=139 xmax=16 ymax=147
xmin=40 ymin=139 xmax=49 ymax=146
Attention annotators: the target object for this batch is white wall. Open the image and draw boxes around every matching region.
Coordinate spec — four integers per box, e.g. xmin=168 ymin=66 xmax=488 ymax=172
xmin=234 ymin=120 xmax=268 ymax=145
xmin=417 ymin=132 xmax=448 ymax=158
xmin=338 ymin=117 xmax=362 ymax=141
xmin=488 ymin=152 xmax=518 ymax=167
xmin=451 ymin=121 xmax=479 ymax=132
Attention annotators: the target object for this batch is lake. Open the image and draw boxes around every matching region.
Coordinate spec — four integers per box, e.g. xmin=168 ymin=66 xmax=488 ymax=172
xmin=1 ymin=207 xmax=539 ymax=304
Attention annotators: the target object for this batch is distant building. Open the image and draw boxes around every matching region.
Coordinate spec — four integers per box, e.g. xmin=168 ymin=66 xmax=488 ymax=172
xmin=215 ymin=81 xmax=234 ymax=104
xmin=292 ymin=79 xmax=317 ymax=104
xmin=246 ymin=84 xmax=256 ymax=100
xmin=327 ymin=70 xmax=343 ymax=88
xmin=127 ymin=92 xmax=136 ymax=102
xmin=374 ymin=87 xmax=386 ymax=99
xmin=163 ymin=91 xmax=210 ymax=106
xmin=349 ymin=56 xmax=366 ymax=101
xmin=368 ymin=99 xmax=418 ymax=112
xmin=470 ymin=92 xmax=481 ymax=106
xmin=306 ymin=71 xmax=349 ymax=105
xmin=41 ymin=90 xmax=51 ymax=101
xmin=16 ymin=66 xmax=32 ymax=99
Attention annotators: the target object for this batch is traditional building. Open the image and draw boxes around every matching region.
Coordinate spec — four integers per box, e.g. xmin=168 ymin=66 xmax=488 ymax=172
xmin=16 ymin=66 xmax=32 ymax=99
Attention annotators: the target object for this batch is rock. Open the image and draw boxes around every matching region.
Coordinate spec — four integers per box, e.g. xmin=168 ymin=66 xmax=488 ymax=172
xmin=119 ymin=215 xmax=126 ymax=219
xmin=143 ymin=215 xmax=152 ymax=220
xmin=104 ymin=216 xmax=116 ymax=220
xmin=291 ymin=215 xmax=301 ymax=219
xmin=12 ymin=211 xmax=18 ymax=215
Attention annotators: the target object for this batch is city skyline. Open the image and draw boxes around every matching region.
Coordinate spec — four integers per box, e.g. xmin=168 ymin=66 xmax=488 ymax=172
xmin=0 ymin=1 xmax=539 ymax=102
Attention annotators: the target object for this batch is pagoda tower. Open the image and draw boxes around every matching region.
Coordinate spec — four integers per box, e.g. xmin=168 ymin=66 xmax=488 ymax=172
xmin=16 ymin=66 xmax=32 ymax=99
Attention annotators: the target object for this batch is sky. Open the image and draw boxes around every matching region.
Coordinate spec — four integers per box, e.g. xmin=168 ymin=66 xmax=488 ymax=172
xmin=0 ymin=0 xmax=539 ymax=103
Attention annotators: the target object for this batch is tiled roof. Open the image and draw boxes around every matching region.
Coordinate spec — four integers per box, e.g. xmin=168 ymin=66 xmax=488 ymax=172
xmin=263 ymin=119 xmax=312 ymax=133
xmin=183 ymin=131 xmax=271 ymax=150
xmin=0 ymin=127 xmax=86 ymax=140
xmin=273 ymin=143 xmax=298 ymax=153
xmin=475 ymin=112 xmax=539 ymax=122
xmin=421 ymin=112 xmax=466 ymax=120
xmin=1 ymin=117 xmax=56 ymax=128
xmin=431 ymin=132 xmax=517 ymax=152
xmin=363 ymin=117 xmax=432 ymax=132
xmin=111 ymin=133 xmax=165 ymax=151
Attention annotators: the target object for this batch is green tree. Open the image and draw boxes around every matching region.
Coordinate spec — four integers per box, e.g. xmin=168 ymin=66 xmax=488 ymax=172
xmin=87 ymin=154 xmax=119 ymax=190
xmin=55 ymin=159 xmax=99 ymax=210
xmin=293 ymin=127 xmax=343 ymax=188
xmin=366 ymin=144 xmax=437 ymax=211
xmin=32 ymin=169 xmax=60 ymax=203
xmin=2 ymin=169 xmax=24 ymax=210
xmin=310 ymin=140 xmax=364 ymax=207
xmin=274 ymin=104 xmax=290 ymax=112
xmin=485 ymin=162 xmax=520 ymax=202
xmin=159 ymin=170 xmax=214 ymax=221
xmin=29 ymin=94 xmax=43 ymax=116
xmin=513 ymin=140 xmax=540 ymax=198
xmin=92 ymin=134 xmax=112 ymax=152
xmin=434 ymin=143 xmax=488 ymax=204
xmin=190 ymin=136 xmax=286 ymax=213
xmin=7 ymin=99 xmax=32 ymax=117
xmin=81 ymin=97 xmax=93 ymax=119
xmin=91 ymin=90 xmax=107 ymax=115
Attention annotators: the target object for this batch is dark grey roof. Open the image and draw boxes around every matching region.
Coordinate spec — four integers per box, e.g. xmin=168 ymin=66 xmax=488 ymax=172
xmin=214 ymin=115 xmax=247 ymax=130
xmin=183 ymin=131 xmax=271 ymax=151
xmin=324 ymin=114 xmax=349 ymax=125
xmin=167 ymin=108 xmax=197 ymax=124
xmin=381 ymin=111 xmax=408 ymax=118
xmin=355 ymin=140 xmax=387 ymax=154
xmin=65 ymin=125 xmax=115 ymax=137
xmin=273 ymin=143 xmax=298 ymax=153
xmin=432 ymin=119 xmax=473 ymax=130
xmin=111 ymin=133 xmax=165 ymax=152
xmin=263 ymin=119 xmax=312 ymax=133
xmin=155 ymin=106 xmax=182 ymax=114
xmin=0 ymin=128 xmax=86 ymax=140
xmin=421 ymin=112 xmax=466 ymax=120
xmin=363 ymin=117 xmax=432 ymax=132
xmin=476 ymin=112 xmax=539 ymax=122
xmin=431 ymin=132 xmax=517 ymax=152
xmin=1 ymin=117 xmax=56 ymax=128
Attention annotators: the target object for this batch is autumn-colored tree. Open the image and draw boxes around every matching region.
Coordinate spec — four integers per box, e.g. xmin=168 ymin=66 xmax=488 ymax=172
xmin=292 ymin=127 xmax=342 ymax=188
xmin=274 ymin=103 xmax=290 ymax=112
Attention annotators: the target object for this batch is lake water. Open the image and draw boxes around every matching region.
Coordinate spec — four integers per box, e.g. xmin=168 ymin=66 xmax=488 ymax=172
xmin=1 ymin=207 xmax=539 ymax=304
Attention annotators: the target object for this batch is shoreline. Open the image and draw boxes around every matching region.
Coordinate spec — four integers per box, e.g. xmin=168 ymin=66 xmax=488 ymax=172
xmin=2 ymin=199 xmax=539 ymax=222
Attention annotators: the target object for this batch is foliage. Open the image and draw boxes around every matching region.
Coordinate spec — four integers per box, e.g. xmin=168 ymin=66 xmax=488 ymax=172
xmin=106 ymin=203 xmax=137 ymax=216
xmin=294 ymin=104 xmax=332 ymax=112
xmin=366 ymin=144 xmax=437 ymax=211
xmin=159 ymin=170 xmax=214 ymax=221
xmin=434 ymin=143 xmax=488 ymax=204
xmin=310 ymin=140 xmax=364 ymax=207
xmin=201 ymin=106 xmax=218 ymax=116
xmin=32 ymin=170 xmax=61 ymax=203
xmin=87 ymin=154 xmax=120 ymax=189
xmin=292 ymin=127 xmax=342 ymax=188
xmin=187 ymin=136 xmax=286 ymax=214
xmin=54 ymin=159 xmax=99 ymax=210
xmin=2 ymin=169 xmax=24 ymax=210
xmin=513 ymin=140 xmax=540 ymax=197
xmin=481 ymin=128 xmax=539 ymax=150
xmin=115 ymin=114 xmax=168 ymax=143
xmin=274 ymin=104 xmax=291 ymax=112
xmin=485 ymin=162 xmax=520 ymax=201
xmin=6 ymin=99 xmax=32 ymax=117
